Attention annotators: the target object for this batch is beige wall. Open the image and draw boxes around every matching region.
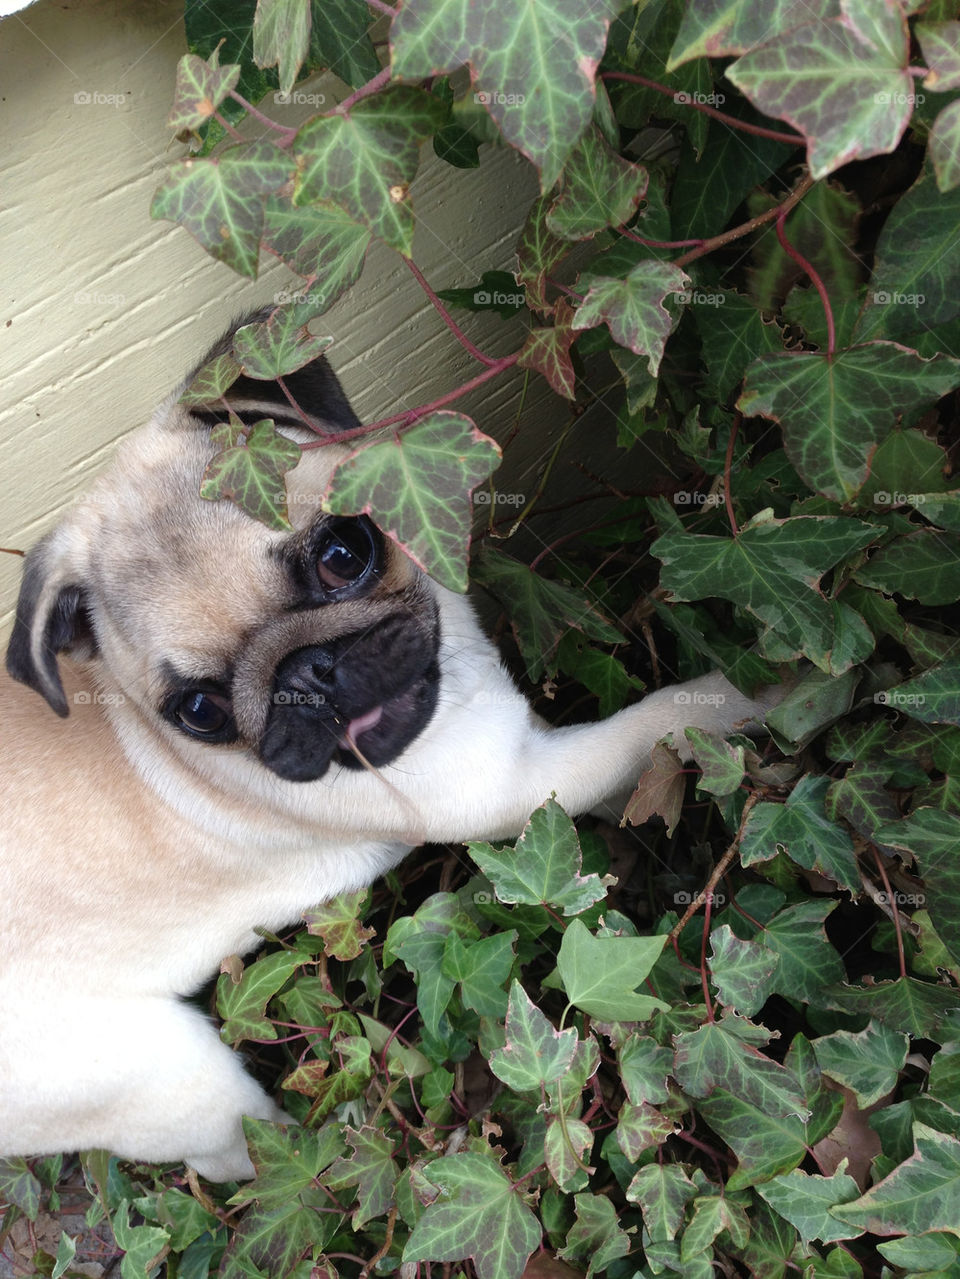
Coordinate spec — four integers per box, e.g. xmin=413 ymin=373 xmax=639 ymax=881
xmin=0 ymin=0 xmax=552 ymax=629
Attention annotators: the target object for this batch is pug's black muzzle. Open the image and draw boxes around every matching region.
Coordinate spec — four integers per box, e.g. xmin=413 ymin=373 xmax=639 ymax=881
xmin=258 ymin=615 xmax=440 ymax=782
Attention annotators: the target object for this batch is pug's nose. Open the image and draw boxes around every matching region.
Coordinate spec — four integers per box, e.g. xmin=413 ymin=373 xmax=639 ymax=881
xmin=273 ymin=645 xmax=339 ymax=710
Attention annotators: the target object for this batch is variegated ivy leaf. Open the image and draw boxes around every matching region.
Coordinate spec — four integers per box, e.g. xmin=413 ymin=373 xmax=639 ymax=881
xmin=200 ymin=415 xmax=301 ymax=530
xmin=572 ymin=261 xmax=689 ymax=376
xmin=167 ymin=53 xmax=241 ymax=132
xmin=546 ymin=125 xmax=648 ymax=242
xmin=726 ymin=2 xmax=914 ymax=180
xmin=489 ymin=981 xmax=579 ymax=1092
xmin=178 ymin=351 xmax=243 ymax=408
xmin=516 ymin=194 xmax=570 ymax=312
xmin=918 ymin=21 xmax=960 ymax=92
xmin=262 ymin=195 xmax=371 ymax=300
xmin=253 ymin=0 xmax=311 ymax=97
xmin=293 ymin=86 xmax=446 ymax=254
xmin=233 ymin=308 xmax=333 ymax=380
xmin=929 ymin=101 xmax=960 ymax=193
xmin=323 ymin=412 xmax=501 ymax=592
xmin=738 ymin=343 xmax=960 ymax=501
xmin=667 ymin=0 xmax=840 ymax=69
xmin=390 ymin=0 xmax=623 ymax=191
xmin=517 ymin=298 xmax=577 ymax=399
xmin=151 ymin=140 xmax=293 ymax=278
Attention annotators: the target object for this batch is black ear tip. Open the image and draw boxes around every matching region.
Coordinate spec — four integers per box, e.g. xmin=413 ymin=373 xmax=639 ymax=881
xmin=5 ymin=559 xmax=89 ymax=717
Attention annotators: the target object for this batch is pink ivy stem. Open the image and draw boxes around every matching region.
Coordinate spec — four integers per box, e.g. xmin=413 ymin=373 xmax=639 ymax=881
xmin=365 ymin=0 xmax=397 ymax=13
xmin=619 ymin=227 xmax=704 ymax=249
xmin=601 ymin=71 xmax=806 ymax=146
xmin=872 ymin=845 xmax=908 ymax=980
xmin=212 ymin=110 xmax=245 ymax=142
xmin=227 ymin=90 xmax=298 ymax=146
xmin=775 ymin=203 xmax=836 ymax=357
xmin=723 ymin=412 xmax=741 ymax=537
xmin=335 ymin=64 xmax=392 ymax=114
xmin=404 ymin=256 xmax=502 ymax=367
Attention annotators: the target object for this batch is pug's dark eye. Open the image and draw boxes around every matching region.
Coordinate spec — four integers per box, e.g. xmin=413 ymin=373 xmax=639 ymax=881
xmin=167 ymin=689 xmax=236 ymax=742
xmin=316 ymin=518 xmax=379 ymax=592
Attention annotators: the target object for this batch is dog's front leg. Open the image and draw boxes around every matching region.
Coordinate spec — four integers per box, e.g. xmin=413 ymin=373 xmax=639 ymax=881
xmin=429 ymin=670 xmax=778 ymax=842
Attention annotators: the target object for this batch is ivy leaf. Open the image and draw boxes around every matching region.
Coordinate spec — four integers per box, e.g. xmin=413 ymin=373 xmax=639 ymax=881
xmin=667 ymin=0 xmax=839 ymax=68
xmin=559 ymin=1194 xmax=632 ymax=1270
xmin=323 ymin=412 xmax=501 ymax=592
xmin=626 ymin=1165 xmax=698 ymax=1242
xmin=813 ymin=1023 xmax=909 ymax=1108
xmin=832 ymin=1123 xmax=960 ymax=1236
xmin=572 ymin=261 xmax=689 ymax=375
xmin=683 ymin=727 xmax=746 ymax=797
xmin=827 ymin=976 xmax=960 ymax=1038
xmin=325 ymin=1126 xmax=398 ymax=1229
xmin=918 ymin=21 xmax=960 ymax=92
xmin=876 ymin=808 xmax=960 ymax=964
xmin=200 ymin=416 xmax=301 ymax=530
xmin=726 ymin=6 xmax=914 ymax=180
xmin=442 ymin=931 xmax=516 ymax=1019
xmin=930 ymin=102 xmax=960 ymax=192
xmin=179 ymin=351 xmax=243 ymax=407
xmin=111 ymin=1202 xmax=170 ymax=1279
xmin=0 ymin=1158 xmax=41 ymax=1219
xmin=470 ymin=548 xmax=622 ymax=683
xmin=232 ymin=1118 xmax=346 ymax=1209
xmin=308 ymin=0 xmax=380 ymax=88
xmin=293 ymin=86 xmax=446 ymax=254
xmin=150 ymin=140 xmax=292 ymax=278
xmin=762 ymin=901 xmax=845 ymax=1004
xmin=756 ymin=1167 xmax=863 ymax=1244
xmin=623 ymin=740 xmax=686 ymax=836
xmin=674 ymin=1015 xmax=809 ymax=1119
xmin=435 ymin=270 xmax=526 ymax=319
xmin=516 ymin=194 xmax=570 ymax=311
xmin=303 ymin=890 xmax=375 ymax=961
xmin=616 ymin=1101 xmax=676 ymax=1161
xmin=167 ymin=53 xmax=241 ymax=131
xmin=489 ymin=981 xmax=579 ymax=1092
xmin=546 ymin=125 xmax=648 ymax=241
xmin=695 ymin=289 xmax=784 ymax=402
xmin=545 ymin=1116 xmax=593 ymax=1192
xmin=403 ymin=1152 xmax=541 ymax=1279
xmin=557 ymin=918 xmax=668 ymax=1022
xmin=708 ymin=926 xmax=779 ymax=1016
xmin=467 ymin=799 xmax=609 ymax=917
xmin=741 ymin=775 xmax=860 ymax=894
xmin=217 ymin=949 xmax=302 ymax=1044
xmin=262 ymin=195 xmax=371 ymax=300
xmin=854 ymin=529 xmax=960 ymax=605
xmin=233 ymin=307 xmax=333 ymax=380
xmin=253 ymin=0 xmax=311 ymax=96
xmin=391 ymin=0 xmax=622 ymax=192
xmin=652 ymin=516 xmax=879 ymax=674
xmin=695 ymin=1091 xmax=809 ymax=1186
xmin=619 ymin=1034 xmax=673 ymax=1106
xmin=739 ymin=344 xmax=960 ymax=501
xmin=883 ymin=658 xmax=960 ymax=727
xmin=518 ymin=298 xmax=578 ymax=400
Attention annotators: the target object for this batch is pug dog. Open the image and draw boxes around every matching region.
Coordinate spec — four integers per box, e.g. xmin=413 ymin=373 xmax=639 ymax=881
xmin=0 ymin=313 xmax=779 ymax=1182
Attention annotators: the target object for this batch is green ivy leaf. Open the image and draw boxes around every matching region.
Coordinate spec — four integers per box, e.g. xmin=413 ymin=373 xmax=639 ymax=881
xmin=325 ymin=1126 xmax=398 ymax=1229
xmin=167 ymin=53 xmax=241 ymax=131
xmin=696 ymin=1091 xmax=809 ymax=1187
xmin=674 ymin=1014 xmax=809 ymax=1119
xmin=929 ymin=100 xmax=960 ymax=192
xmin=756 ymin=1167 xmax=863 ymax=1244
xmin=884 ymin=658 xmax=960 ymax=727
xmin=832 ymin=1123 xmax=960 ymax=1236
xmin=876 ymin=808 xmax=960 ymax=964
xmin=200 ymin=416 xmax=301 ymax=531
xmin=391 ymin=0 xmax=622 ymax=191
xmin=308 ymin=0 xmax=380 ymax=88
xmin=545 ymin=1116 xmax=593 ymax=1192
xmin=761 ymin=900 xmax=845 ymax=1004
xmin=112 ymin=1201 xmax=170 ymax=1279
xmin=559 ymin=1193 xmax=632 ymax=1269
xmin=231 ymin=1119 xmax=346 ymax=1209
xmin=827 ymin=976 xmax=960 ymax=1038
xmin=470 ymin=548 xmax=622 ymax=683
xmin=694 ymin=289 xmax=784 ymax=402
xmin=726 ymin=7 xmax=913 ymax=180
xmin=626 ymin=1164 xmax=697 ymax=1242
xmin=813 ymin=1023 xmax=910 ymax=1108
xmin=151 ymin=140 xmax=292 ymax=278
xmin=683 ymin=727 xmax=746 ymax=797
xmin=517 ymin=298 xmax=578 ymax=400
xmin=179 ymin=351 xmax=243 ymax=407
xmin=403 ymin=1152 xmax=542 ymax=1279
xmin=253 ymin=0 xmax=311 ymax=96
xmin=435 ymin=269 xmax=526 ymax=319
xmin=489 ymin=981 xmax=579 ymax=1092
xmin=216 ymin=949 xmax=302 ymax=1044
xmin=739 ymin=344 xmax=960 ymax=501
xmin=708 ymin=926 xmax=779 ymax=1016
xmin=616 ymin=1101 xmax=676 ymax=1161
xmin=233 ymin=308 xmax=333 ymax=380
xmin=516 ymin=194 xmax=570 ymax=311
xmin=293 ymin=86 xmax=446 ymax=254
xmin=667 ymin=0 xmax=838 ymax=68
xmin=741 ymin=774 xmax=860 ymax=894
xmin=619 ymin=1034 xmax=673 ymax=1106
xmin=652 ymin=516 xmax=879 ymax=674
xmin=572 ymin=260 xmax=688 ymax=375
xmin=557 ymin=919 xmax=668 ymax=1021
xmin=0 ymin=1157 xmax=41 ymax=1219
xmin=854 ymin=529 xmax=960 ymax=606
xmin=324 ymin=412 xmax=500 ymax=592
xmin=546 ymin=126 xmax=648 ymax=241
xmin=303 ymin=890 xmax=375 ymax=960
xmin=442 ymin=930 xmax=517 ymax=1019
xmin=262 ymin=195 xmax=371 ymax=301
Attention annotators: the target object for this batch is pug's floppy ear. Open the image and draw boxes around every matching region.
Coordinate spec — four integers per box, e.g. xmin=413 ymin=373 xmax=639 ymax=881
xmin=6 ymin=529 xmax=96 ymax=717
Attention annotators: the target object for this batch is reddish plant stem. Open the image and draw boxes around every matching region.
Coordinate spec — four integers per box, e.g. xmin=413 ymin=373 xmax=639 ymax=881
xmin=362 ymin=352 xmax=521 ymax=432
xmin=601 ymin=71 xmax=805 ymax=146
xmin=404 ymin=256 xmax=501 ymax=367
xmin=366 ymin=0 xmax=397 ymax=13
xmin=871 ymin=845 xmax=908 ymax=980
xmin=700 ymin=896 xmax=715 ymax=1021
xmin=775 ymin=201 xmax=836 ymax=356
xmin=212 ymin=110 xmax=244 ymax=142
xmin=336 ymin=64 xmax=392 ymax=113
xmin=724 ymin=411 xmax=741 ymax=536
xmin=619 ymin=227 xmax=704 ymax=249
xmin=674 ymin=171 xmax=815 ymax=268
xmin=227 ymin=90 xmax=298 ymax=146
xmin=276 ymin=374 xmax=323 ymax=430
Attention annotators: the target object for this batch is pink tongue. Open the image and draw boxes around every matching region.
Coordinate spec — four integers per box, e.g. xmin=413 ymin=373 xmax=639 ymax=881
xmin=341 ymin=704 xmax=383 ymax=744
